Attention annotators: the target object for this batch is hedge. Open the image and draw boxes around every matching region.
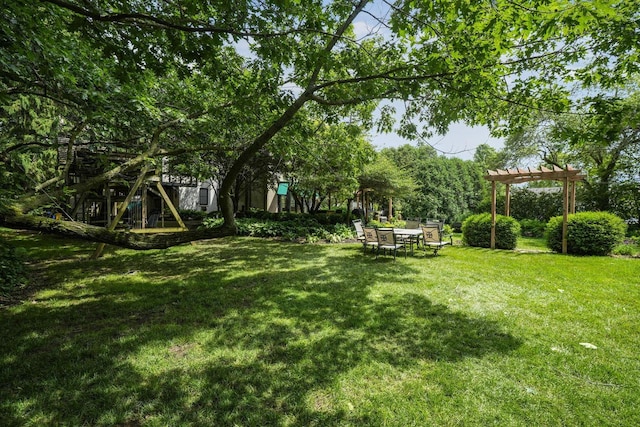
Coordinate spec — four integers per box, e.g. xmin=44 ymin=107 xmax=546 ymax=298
xmin=201 ymin=217 xmax=354 ymax=242
xmin=462 ymin=213 xmax=520 ymax=250
xmin=545 ymin=211 xmax=626 ymax=255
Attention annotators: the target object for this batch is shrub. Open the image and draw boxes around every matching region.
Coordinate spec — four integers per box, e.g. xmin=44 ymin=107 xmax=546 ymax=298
xmin=177 ymin=209 xmax=208 ymax=221
xmin=612 ymin=243 xmax=637 ymax=257
xmin=462 ymin=213 xmax=520 ymax=250
xmin=442 ymin=224 xmax=454 ymax=236
xmin=200 ymin=217 xmax=355 ymax=243
xmin=519 ymin=219 xmax=547 ymax=238
xmin=545 ymin=212 xmax=627 ymax=255
xmin=1 ymin=241 xmax=26 ymax=297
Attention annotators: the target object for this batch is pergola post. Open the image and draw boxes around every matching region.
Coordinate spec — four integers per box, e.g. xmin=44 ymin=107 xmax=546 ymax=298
xmin=491 ymin=181 xmax=497 ymax=250
xmin=105 ymin=183 xmax=112 ymax=225
xmin=505 ymin=184 xmax=511 ymax=216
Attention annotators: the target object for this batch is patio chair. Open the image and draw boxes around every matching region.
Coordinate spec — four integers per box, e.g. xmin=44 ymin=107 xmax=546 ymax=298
xmin=363 ymin=227 xmax=378 ymax=254
xmin=421 ymin=224 xmax=451 ymax=256
xmin=352 ymin=219 xmax=366 ymax=247
xmin=400 ymin=219 xmax=422 ymax=250
xmin=424 ymin=219 xmax=444 ymax=231
xmin=405 ymin=219 xmax=421 ymax=229
xmin=376 ymin=228 xmax=406 ymax=260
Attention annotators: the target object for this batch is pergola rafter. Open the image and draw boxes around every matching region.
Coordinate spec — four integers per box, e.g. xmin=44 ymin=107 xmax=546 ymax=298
xmin=484 ymin=165 xmax=585 ymax=254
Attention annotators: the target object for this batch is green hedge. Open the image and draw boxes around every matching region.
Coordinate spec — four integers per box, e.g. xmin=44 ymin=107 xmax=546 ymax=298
xmin=201 ymin=217 xmax=354 ymax=242
xmin=462 ymin=213 xmax=520 ymax=250
xmin=235 ymin=210 xmax=350 ymax=225
xmin=545 ymin=212 xmax=627 ymax=255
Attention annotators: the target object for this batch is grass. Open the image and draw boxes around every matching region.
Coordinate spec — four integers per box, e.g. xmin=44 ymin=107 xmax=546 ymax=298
xmin=1 ymin=227 xmax=640 ymax=426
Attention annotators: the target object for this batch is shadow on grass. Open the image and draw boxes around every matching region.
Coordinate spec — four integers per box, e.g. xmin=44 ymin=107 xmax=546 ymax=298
xmin=1 ymin=233 xmax=522 ymax=426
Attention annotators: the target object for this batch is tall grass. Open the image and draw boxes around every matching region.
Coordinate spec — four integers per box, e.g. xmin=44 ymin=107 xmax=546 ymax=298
xmin=1 ymin=228 xmax=639 ymax=426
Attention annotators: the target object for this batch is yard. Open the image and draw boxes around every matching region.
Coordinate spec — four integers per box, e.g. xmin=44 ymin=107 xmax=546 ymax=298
xmin=1 ymin=228 xmax=639 ymax=426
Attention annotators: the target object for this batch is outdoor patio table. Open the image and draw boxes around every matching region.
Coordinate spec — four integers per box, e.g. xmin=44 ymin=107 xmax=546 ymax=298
xmin=393 ymin=228 xmax=422 ymax=255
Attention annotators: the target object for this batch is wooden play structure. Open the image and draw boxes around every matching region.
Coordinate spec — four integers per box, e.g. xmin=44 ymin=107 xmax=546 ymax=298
xmin=59 ymin=145 xmax=192 ymax=257
xmin=89 ymin=166 xmax=189 ymax=258
xmin=484 ymin=165 xmax=585 ymax=254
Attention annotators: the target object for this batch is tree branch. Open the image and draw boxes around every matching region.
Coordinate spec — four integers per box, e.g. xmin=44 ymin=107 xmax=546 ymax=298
xmin=43 ymin=0 xmax=334 ymax=39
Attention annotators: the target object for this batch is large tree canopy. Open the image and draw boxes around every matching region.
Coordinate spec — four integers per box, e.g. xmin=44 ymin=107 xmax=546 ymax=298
xmin=2 ymin=0 xmax=639 ymax=248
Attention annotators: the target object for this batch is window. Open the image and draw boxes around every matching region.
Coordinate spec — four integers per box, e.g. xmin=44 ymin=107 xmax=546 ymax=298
xmin=199 ymin=187 xmax=209 ymax=206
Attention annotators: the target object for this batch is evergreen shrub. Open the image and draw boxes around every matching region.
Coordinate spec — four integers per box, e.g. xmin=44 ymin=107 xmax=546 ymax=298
xmin=545 ymin=212 xmax=627 ymax=255
xmin=462 ymin=213 xmax=520 ymax=250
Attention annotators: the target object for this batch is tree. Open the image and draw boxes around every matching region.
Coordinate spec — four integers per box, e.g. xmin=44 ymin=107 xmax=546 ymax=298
xmin=278 ymin=120 xmax=375 ymax=213
xmin=557 ymin=94 xmax=640 ymax=212
xmin=358 ymin=153 xmax=416 ymax=217
xmin=473 ymin=144 xmax=506 ymax=172
xmin=502 ymin=89 xmax=640 ymax=213
xmin=380 ymin=144 xmax=484 ymax=222
xmin=2 ymin=1 xmax=640 ymax=248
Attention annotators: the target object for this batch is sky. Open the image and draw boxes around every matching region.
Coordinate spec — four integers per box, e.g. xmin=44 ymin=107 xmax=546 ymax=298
xmin=371 ymin=123 xmax=505 ymax=161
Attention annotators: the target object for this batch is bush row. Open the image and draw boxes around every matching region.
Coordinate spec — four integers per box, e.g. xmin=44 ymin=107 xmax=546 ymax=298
xmin=202 ymin=217 xmax=354 ymax=242
xmin=236 ymin=210 xmax=351 ymax=225
xmin=179 ymin=209 xmax=353 ymax=225
xmin=462 ymin=211 xmax=627 ymax=255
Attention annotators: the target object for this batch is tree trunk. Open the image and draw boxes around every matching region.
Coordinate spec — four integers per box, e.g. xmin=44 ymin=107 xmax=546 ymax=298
xmin=1 ymin=203 xmax=234 ymax=249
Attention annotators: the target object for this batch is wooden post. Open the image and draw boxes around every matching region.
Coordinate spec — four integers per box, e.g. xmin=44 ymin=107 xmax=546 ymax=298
xmin=106 ymin=184 xmax=112 ymax=226
xmin=363 ymin=191 xmax=368 ymax=222
xmin=141 ymin=184 xmax=147 ymax=229
xmin=562 ymin=176 xmax=569 ymax=254
xmin=155 ymin=182 xmax=187 ymax=229
xmin=505 ymin=184 xmax=511 ymax=217
xmin=92 ymin=166 xmax=149 ymax=259
xmin=70 ymin=191 xmax=88 ymax=219
xmin=491 ymin=181 xmax=497 ymax=249
xmin=161 ymin=198 xmax=165 ymax=228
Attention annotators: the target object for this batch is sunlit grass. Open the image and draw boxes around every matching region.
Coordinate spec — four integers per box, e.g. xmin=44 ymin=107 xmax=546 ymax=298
xmin=1 ymin=228 xmax=639 ymax=426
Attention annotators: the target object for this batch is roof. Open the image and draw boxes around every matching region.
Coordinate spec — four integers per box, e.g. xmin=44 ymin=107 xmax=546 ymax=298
xmin=484 ymin=165 xmax=585 ymax=185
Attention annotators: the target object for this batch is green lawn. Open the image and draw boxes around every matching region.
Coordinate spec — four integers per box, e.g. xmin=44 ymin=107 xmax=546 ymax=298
xmin=2 ymin=228 xmax=639 ymax=426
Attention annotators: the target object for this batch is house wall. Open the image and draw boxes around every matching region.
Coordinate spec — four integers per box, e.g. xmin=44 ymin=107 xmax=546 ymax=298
xmin=176 ymin=178 xmax=279 ymax=214
xmin=178 ymin=180 xmax=218 ymax=212
xmin=267 ymin=186 xmax=278 ymax=213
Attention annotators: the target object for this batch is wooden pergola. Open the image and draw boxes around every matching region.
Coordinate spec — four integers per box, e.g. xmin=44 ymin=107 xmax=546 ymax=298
xmin=484 ymin=165 xmax=585 ymax=254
